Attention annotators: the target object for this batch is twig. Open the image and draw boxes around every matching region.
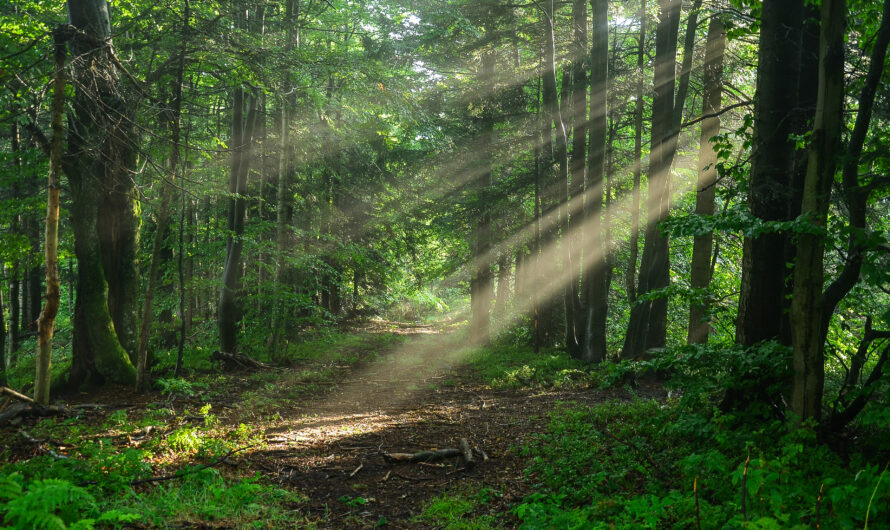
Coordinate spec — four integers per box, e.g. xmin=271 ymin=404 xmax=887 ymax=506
xmin=349 ymin=463 xmax=363 ymax=477
xmin=694 ymin=476 xmax=701 ymax=530
xmin=682 ymin=101 xmax=753 ymax=129
xmin=742 ymin=449 xmax=750 ymax=522
xmin=816 ymin=483 xmax=823 ymax=529
xmin=130 ymin=444 xmax=259 ymax=485
xmin=864 ymin=460 xmax=889 ymax=529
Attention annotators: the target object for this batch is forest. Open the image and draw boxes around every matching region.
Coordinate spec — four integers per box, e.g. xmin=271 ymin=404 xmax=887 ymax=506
xmin=1 ymin=0 xmax=889 ymax=527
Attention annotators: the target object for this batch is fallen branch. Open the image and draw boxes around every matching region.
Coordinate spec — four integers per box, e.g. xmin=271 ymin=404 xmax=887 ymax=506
xmin=0 ymin=386 xmax=35 ymax=403
xmin=382 ymin=440 xmax=484 ymax=469
xmin=129 ymin=443 xmax=259 ymax=485
xmin=210 ymin=350 xmax=268 ymax=371
xmin=383 ymin=448 xmax=461 ymax=464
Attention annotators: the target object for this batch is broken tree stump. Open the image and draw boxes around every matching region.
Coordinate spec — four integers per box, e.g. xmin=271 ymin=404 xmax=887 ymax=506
xmin=459 ymin=438 xmax=475 ymax=469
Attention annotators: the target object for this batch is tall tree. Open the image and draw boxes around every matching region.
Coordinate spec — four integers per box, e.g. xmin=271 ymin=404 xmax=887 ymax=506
xmin=469 ymin=39 xmax=496 ymax=345
xmin=579 ymin=0 xmax=608 ymax=363
xmin=218 ymin=84 xmax=259 ymax=354
xmin=136 ymin=0 xmax=189 ymax=392
xmin=626 ymin=0 xmax=646 ymax=305
xmin=687 ymin=16 xmax=726 ymax=345
xmin=734 ymin=0 xmax=804 ymax=347
xmin=66 ymin=0 xmax=139 ymax=387
xmin=790 ymin=0 xmax=846 ymax=423
xmin=33 ymin=25 xmax=67 ymax=404
xmin=621 ymin=0 xmax=682 ymax=359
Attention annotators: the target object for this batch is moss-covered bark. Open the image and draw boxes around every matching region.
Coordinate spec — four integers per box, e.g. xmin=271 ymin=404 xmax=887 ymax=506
xmin=63 ymin=0 xmax=138 ymax=389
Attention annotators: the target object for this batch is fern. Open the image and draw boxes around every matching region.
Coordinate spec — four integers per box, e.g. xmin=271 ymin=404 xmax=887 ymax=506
xmin=0 ymin=473 xmax=24 ymax=503
xmin=2 ymin=478 xmax=97 ymax=529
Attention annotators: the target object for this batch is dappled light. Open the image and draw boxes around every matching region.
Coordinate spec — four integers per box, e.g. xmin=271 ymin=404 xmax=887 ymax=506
xmin=2 ymin=0 xmax=890 ymax=527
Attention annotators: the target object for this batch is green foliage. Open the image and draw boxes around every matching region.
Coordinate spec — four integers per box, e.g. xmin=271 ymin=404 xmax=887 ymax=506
xmin=465 ymin=343 xmax=593 ymax=389
xmin=514 ymin=379 xmax=890 ymax=528
xmin=0 ymin=473 xmax=140 ymax=530
xmin=155 ymin=377 xmax=209 ymax=397
xmin=418 ymin=487 xmax=500 ymax=529
xmin=114 ymin=469 xmax=306 ymax=527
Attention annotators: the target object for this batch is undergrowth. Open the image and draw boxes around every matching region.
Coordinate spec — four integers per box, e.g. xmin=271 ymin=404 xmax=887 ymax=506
xmin=504 ymin=343 xmax=890 ymax=529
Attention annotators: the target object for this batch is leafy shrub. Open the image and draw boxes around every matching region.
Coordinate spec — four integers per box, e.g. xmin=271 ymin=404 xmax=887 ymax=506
xmin=515 ymin=397 xmax=890 ymax=528
xmin=0 ymin=473 xmax=140 ymax=529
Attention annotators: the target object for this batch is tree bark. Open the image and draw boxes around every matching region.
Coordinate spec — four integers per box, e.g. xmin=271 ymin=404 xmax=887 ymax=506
xmin=579 ymin=0 xmax=608 ymax=363
xmin=0 ymin=274 xmax=6 ymax=387
xmin=34 ymin=26 xmax=67 ymax=405
xmin=735 ymin=0 xmax=804 ymax=347
xmin=621 ymin=0 xmax=682 ymax=359
xmin=790 ymin=0 xmax=846 ymax=424
xmin=687 ymin=16 xmax=726 ymax=345
xmin=219 ymin=85 xmax=259 ymax=354
xmin=66 ymin=0 xmax=138 ymax=387
xmin=470 ymin=45 xmax=495 ymax=345
xmin=627 ymin=0 xmax=645 ymax=305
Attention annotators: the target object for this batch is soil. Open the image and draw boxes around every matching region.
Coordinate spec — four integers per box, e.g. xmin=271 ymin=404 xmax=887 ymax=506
xmin=1 ymin=323 xmax=663 ymax=528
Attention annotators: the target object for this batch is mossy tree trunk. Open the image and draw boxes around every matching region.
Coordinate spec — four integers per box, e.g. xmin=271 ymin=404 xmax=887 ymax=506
xmin=65 ymin=0 xmax=138 ymax=388
xmin=790 ymin=0 xmax=846 ymax=424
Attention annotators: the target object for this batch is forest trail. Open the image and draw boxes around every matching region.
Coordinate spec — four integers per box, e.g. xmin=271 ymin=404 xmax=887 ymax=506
xmin=217 ymin=324 xmax=648 ymax=528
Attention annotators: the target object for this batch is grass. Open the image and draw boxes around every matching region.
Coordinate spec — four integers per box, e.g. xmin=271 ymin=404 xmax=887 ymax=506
xmin=464 ymin=342 xmax=595 ymax=389
xmin=417 ymin=486 xmax=502 ymax=529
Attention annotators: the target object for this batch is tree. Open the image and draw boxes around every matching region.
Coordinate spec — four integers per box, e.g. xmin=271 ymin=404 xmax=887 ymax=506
xmin=579 ymin=0 xmax=608 ymax=363
xmin=687 ymin=16 xmax=726 ymax=345
xmin=33 ymin=25 xmax=66 ymax=404
xmin=734 ymin=0 xmax=804 ymax=348
xmin=65 ymin=0 xmax=139 ymax=387
xmin=218 ymin=83 xmax=259 ymax=355
xmin=621 ymin=0 xmax=682 ymax=359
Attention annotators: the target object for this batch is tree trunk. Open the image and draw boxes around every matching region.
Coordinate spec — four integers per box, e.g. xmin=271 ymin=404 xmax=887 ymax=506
xmin=8 ymin=259 xmax=19 ymax=361
xmin=66 ymin=0 xmax=138 ymax=388
xmin=735 ymin=0 xmax=804 ymax=347
xmin=470 ymin=46 xmax=496 ymax=345
xmin=687 ymin=17 xmax=726 ymax=345
xmin=493 ymin=253 xmax=511 ymax=316
xmin=579 ymin=0 xmax=608 ymax=363
xmin=626 ymin=0 xmax=646 ymax=306
xmin=790 ymin=0 xmax=846 ymax=424
xmin=219 ymin=85 xmax=259 ymax=354
xmin=33 ymin=27 xmax=67 ymax=405
xmin=0 ymin=275 xmax=6 ymax=387
xmin=136 ymin=1 xmax=189 ymax=392
xmin=621 ymin=0 xmax=682 ymax=360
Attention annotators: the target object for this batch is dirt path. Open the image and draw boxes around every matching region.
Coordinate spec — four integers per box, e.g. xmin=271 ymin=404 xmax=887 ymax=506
xmin=237 ymin=327 xmax=647 ymax=528
xmin=4 ymin=325 xmax=654 ymax=528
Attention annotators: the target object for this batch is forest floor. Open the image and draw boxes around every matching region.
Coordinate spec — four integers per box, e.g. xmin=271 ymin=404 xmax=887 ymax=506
xmin=2 ymin=321 xmax=663 ymax=528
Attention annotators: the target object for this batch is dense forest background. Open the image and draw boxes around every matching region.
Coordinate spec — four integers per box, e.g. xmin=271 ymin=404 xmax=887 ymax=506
xmin=1 ymin=0 xmax=890 ymax=527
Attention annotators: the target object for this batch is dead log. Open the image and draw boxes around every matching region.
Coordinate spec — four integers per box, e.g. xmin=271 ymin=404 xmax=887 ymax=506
xmin=210 ymin=350 xmax=268 ymax=371
xmin=0 ymin=401 xmax=67 ymax=427
xmin=383 ymin=440 xmax=482 ymax=469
